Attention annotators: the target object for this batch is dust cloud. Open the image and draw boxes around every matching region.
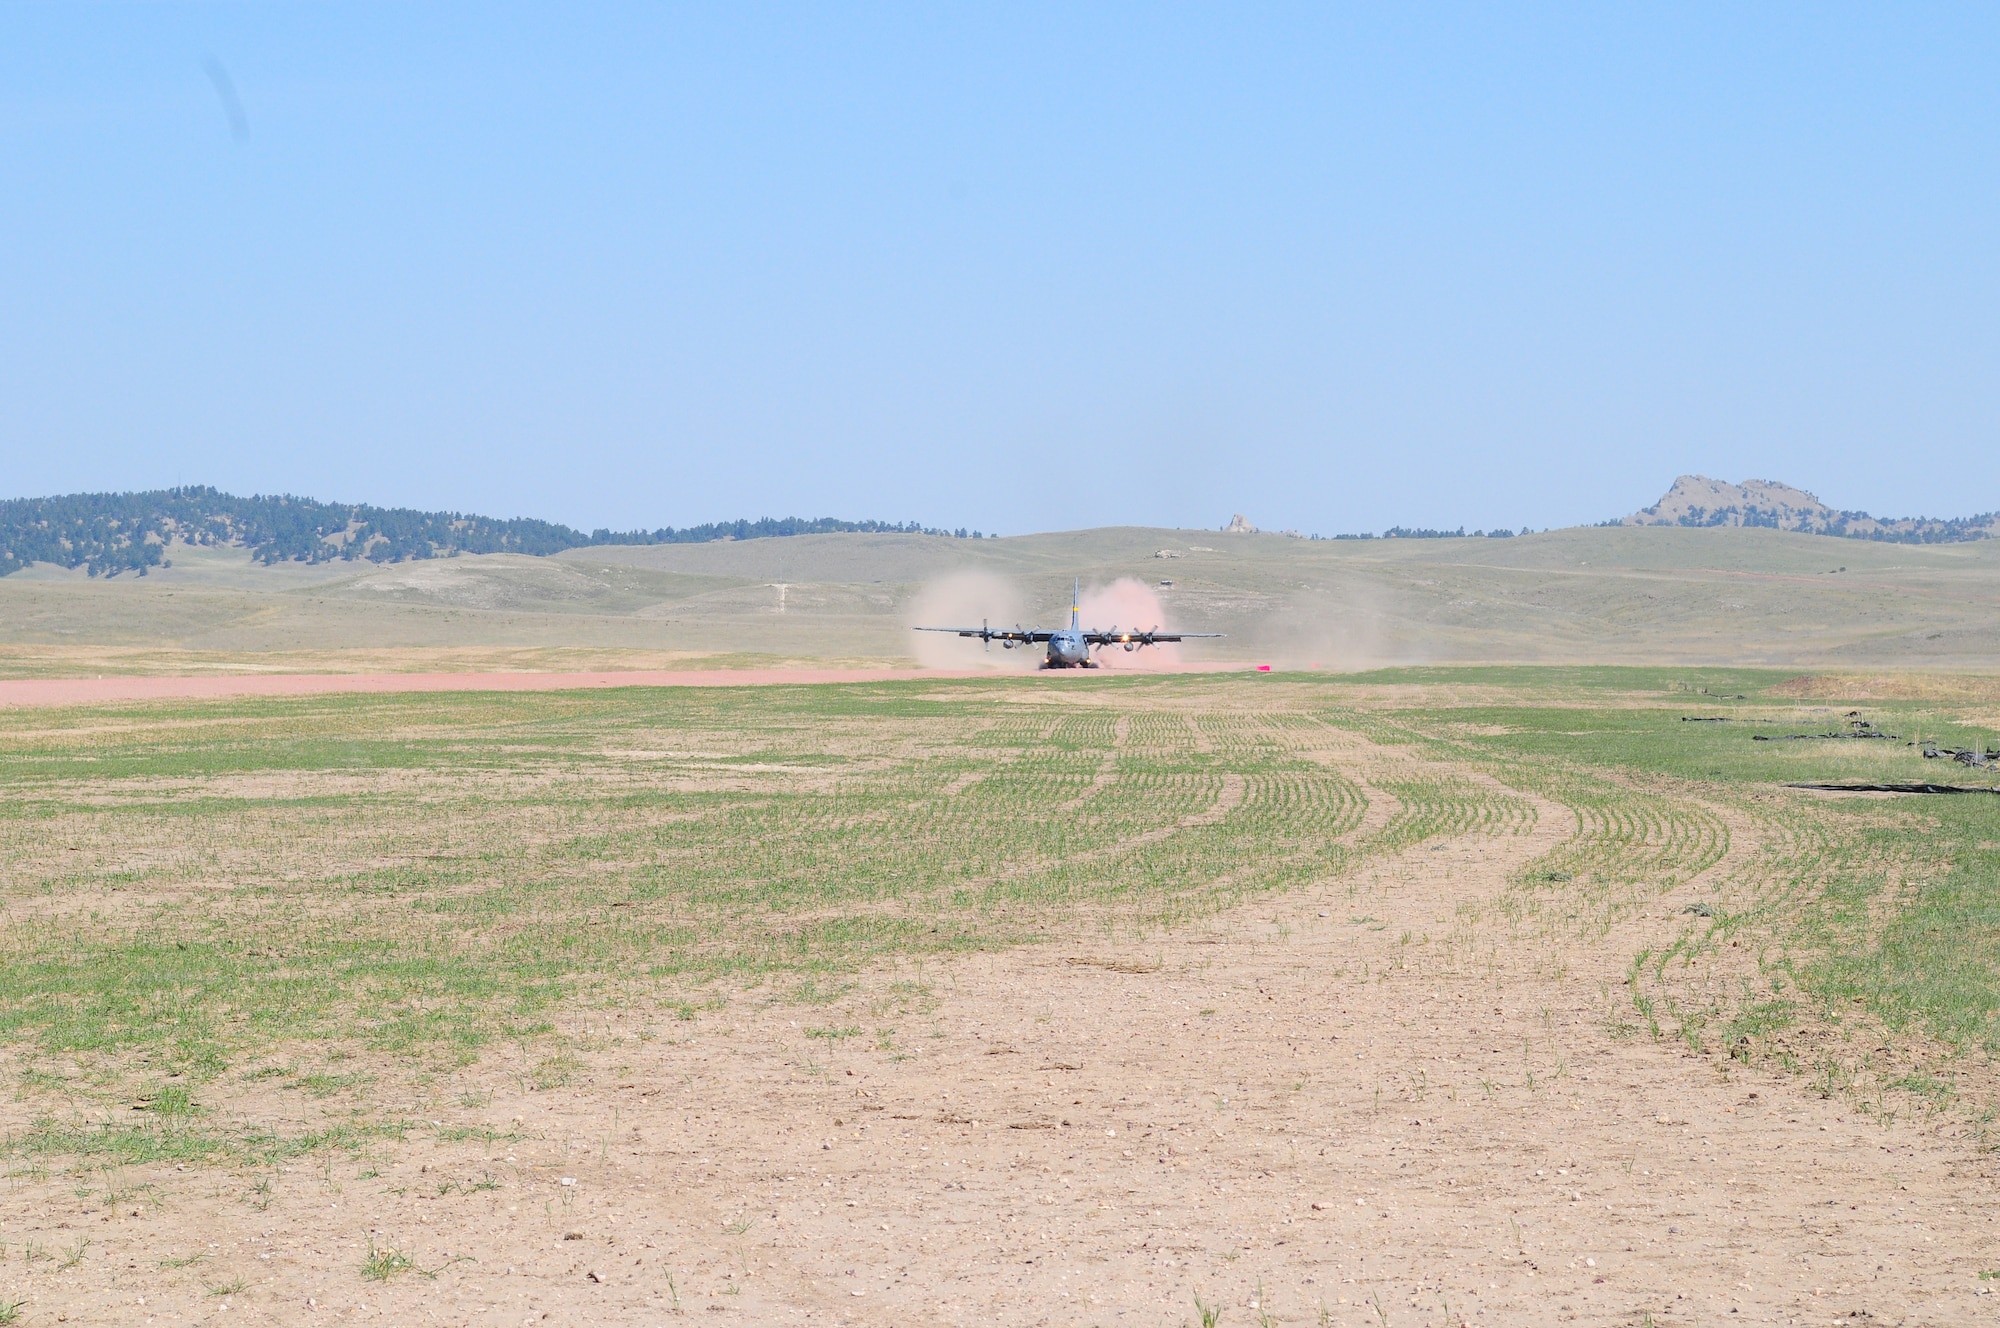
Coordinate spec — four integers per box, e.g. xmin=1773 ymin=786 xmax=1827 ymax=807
xmin=1254 ymin=581 xmax=1401 ymax=673
xmin=1077 ymin=577 xmax=1182 ymax=670
xmin=907 ymin=571 xmax=1037 ymax=671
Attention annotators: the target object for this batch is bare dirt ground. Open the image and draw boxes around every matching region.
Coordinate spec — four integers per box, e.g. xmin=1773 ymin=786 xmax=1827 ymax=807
xmin=0 ymin=668 xmax=966 ymax=708
xmin=6 ymin=741 xmax=1997 ymax=1327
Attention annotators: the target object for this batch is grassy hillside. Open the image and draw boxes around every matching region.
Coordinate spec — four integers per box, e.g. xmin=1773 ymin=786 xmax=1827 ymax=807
xmin=1 ymin=523 xmax=1998 ymax=676
xmin=0 ymin=486 xmax=963 ymax=577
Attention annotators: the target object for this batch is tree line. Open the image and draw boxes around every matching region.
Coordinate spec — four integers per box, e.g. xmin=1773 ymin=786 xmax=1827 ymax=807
xmin=0 ymin=488 xmax=979 ymax=578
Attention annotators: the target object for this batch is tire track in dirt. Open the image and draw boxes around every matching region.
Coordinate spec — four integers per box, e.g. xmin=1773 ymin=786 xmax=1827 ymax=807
xmin=1050 ymin=715 xmax=1129 ymax=816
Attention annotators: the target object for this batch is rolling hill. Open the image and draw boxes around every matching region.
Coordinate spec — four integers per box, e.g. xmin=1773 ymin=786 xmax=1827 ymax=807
xmin=3 ymin=518 xmax=1998 ymax=676
xmin=0 ymin=487 xmax=974 ymax=578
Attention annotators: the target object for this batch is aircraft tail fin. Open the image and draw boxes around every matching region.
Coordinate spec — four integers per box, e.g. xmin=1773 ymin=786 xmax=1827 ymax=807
xmin=1071 ymin=578 xmax=1081 ymax=631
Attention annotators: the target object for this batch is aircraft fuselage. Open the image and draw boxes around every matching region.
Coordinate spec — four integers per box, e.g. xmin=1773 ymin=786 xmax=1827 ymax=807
xmin=1043 ymin=629 xmax=1093 ymax=668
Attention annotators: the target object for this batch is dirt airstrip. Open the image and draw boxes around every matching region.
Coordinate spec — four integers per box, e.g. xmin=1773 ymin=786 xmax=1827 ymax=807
xmin=2 ymin=723 xmax=1996 ymax=1327
xmin=0 ymin=668 xmax=971 ymax=709
xmin=0 ymin=663 xmax=1256 ymax=709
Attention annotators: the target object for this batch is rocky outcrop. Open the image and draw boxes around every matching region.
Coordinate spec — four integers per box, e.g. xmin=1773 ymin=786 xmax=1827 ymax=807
xmin=1622 ymin=476 xmax=2000 ymax=544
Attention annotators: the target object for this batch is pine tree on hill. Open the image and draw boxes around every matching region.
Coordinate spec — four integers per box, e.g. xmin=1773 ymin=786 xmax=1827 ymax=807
xmin=0 ymin=488 xmax=971 ymax=578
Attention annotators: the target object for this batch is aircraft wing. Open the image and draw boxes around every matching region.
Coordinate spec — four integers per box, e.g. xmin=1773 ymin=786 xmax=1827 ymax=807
xmin=1082 ymin=630 xmax=1224 ymax=645
xmin=913 ymin=626 xmax=1055 ymax=643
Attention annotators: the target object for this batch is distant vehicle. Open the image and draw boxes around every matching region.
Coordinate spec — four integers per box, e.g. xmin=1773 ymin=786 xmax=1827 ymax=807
xmin=915 ymin=578 xmax=1222 ymax=669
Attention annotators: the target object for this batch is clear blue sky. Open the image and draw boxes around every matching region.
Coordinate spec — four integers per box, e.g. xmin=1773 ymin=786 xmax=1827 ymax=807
xmin=4 ymin=5 xmax=1997 ymax=535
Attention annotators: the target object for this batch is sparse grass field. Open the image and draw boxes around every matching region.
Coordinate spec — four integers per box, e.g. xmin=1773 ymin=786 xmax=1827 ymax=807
xmin=1350 ymin=665 xmax=2000 ymax=1114
xmin=5 ymin=664 xmax=2000 ymax=1171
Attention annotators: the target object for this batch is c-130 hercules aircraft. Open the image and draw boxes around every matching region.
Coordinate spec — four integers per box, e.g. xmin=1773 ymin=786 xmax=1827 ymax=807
xmin=915 ymin=579 xmax=1223 ymax=669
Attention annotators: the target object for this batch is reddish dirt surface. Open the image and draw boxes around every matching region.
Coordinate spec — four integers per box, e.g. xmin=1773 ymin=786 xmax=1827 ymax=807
xmin=0 ymin=668 xmax=962 ymax=708
xmin=0 ymin=663 xmax=1258 ymax=709
xmin=4 ymin=738 xmax=1995 ymax=1327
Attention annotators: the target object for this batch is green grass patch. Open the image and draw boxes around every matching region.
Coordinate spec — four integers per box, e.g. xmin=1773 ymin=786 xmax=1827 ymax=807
xmin=360 ymin=1241 xmax=416 ymax=1282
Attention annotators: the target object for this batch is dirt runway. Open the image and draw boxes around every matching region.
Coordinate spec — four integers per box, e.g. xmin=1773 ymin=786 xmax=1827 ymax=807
xmin=0 ymin=663 xmax=1259 ymax=709
xmin=3 ymin=734 xmax=1992 ymax=1326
